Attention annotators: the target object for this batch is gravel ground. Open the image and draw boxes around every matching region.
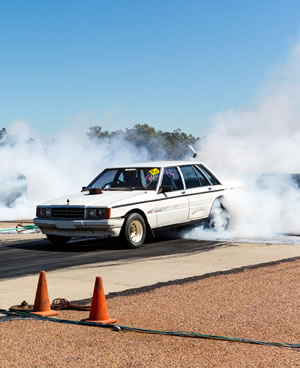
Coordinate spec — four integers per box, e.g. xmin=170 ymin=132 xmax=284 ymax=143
xmin=1 ymin=259 xmax=300 ymax=367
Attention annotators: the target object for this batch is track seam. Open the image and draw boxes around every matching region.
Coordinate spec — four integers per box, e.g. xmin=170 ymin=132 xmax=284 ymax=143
xmin=73 ymin=255 xmax=300 ymax=304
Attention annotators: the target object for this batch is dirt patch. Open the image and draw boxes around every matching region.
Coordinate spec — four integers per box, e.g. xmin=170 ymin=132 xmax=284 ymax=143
xmin=1 ymin=259 xmax=300 ymax=367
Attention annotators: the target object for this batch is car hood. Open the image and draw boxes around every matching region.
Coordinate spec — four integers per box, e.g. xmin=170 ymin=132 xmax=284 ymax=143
xmin=41 ymin=190 xmax=153 ymax=207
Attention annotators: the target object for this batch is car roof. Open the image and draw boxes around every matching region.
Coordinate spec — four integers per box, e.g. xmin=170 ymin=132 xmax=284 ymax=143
xmin=107 ymin=160 xmax=205 ymax=169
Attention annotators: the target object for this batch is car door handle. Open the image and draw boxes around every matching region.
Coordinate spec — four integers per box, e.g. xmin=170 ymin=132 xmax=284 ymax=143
xmin=181 ymin=191 xmax=186 ymax=194
xmin=208 ymin=187 xmax=212 ymax=190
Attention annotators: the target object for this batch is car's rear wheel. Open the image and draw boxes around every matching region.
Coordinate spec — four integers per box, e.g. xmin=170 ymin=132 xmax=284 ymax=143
xmin=122 ymin=213 xmax=146 ymax=248
xmin=46 ymin=234 xmax=71 ymax=246
xmin=207 ymin=199 xmax=230 ymax=231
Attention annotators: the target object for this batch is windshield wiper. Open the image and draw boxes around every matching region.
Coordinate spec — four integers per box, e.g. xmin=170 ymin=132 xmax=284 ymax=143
xmin=88 ymin=186 xmax=146 ymax=191
xmin=102 ymin=187 xmax=134 ymax=191
xmin=108 ymin=186 xmax=146 ymax=191
xmin=128 ymin=187 xmax=147 ymax=190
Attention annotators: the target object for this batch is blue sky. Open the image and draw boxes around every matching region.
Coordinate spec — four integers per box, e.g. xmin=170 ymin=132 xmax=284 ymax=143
xmin=1 ymin=0 xmax=300 ymax=137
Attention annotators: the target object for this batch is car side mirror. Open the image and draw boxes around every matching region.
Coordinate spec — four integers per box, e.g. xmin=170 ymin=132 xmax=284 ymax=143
xmin=158 ymin=185 xmax=173 ymax=194
xmin=81 ymin=186 xmax=87 ymax=192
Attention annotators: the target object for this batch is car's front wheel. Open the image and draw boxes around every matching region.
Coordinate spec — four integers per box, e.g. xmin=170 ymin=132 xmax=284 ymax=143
xmin=122 ymin=213 xmax=146 ymax=248
xmin=207 ymin=199 xmax=230 ymax=231
xmin=46 ymin=234 xmax=71 ymax=246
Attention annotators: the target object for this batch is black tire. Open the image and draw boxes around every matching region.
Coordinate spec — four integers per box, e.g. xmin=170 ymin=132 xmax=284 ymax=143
xmin=46 ymin=234 xmax=71 ymax=246
xmin=207 ymin=200 xmax=230 ymax=231
xmin=122 ymin=213 xmax=146 ymax=248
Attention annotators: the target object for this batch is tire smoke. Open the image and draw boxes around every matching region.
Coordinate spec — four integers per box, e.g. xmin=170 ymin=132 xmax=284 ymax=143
xmin=186 ymin=42 xmax=300 ymax=240
xmin=0 ymin=121 xmax=149 ymax=220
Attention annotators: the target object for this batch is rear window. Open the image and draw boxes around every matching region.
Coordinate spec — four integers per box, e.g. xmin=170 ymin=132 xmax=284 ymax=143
xmin=180 ymin=165 xmax=202 ymax=189
xmin=196 ymin=165 xmax=220 ymax=185
xmin=193 ymin=165 xmax=210 ymax=186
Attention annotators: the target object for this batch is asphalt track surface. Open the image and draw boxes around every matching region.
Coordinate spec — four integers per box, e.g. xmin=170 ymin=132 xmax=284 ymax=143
xmin=0 ymin=235 xmax=226 ymax=280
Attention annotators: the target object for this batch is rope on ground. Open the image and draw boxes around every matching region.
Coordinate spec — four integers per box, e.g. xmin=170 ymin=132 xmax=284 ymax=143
xmin=51 ymin=298 xmax=91 ymax=311
xmin=0 ymin=224 xmax=40 ymax=234
xmin=1 ymin=309 xmax=299 ymax=350
xmin=16 ymin=224 xmax=39 ymax=233
xmin=9 ymin=298 xmax=91 ymax=312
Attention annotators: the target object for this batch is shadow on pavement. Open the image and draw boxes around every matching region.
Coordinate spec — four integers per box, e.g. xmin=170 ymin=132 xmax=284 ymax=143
xmin=1 ymin=231 xmax=235 ymax=279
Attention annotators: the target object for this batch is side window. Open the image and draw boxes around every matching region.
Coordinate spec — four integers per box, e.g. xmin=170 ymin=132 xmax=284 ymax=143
xmin=193 ymin=166 xmax=210 ymax=186
xmin=116 ymin=171 xmax=124 ymax=183
xmin=180 ymin=165 xmax=201 ymax=188
xmin=197 ymin=165 xmax=220 ymax=185
xmin=143 ymin=168 xmax=160 ymax=190
xmin=161 ymin=167 xmax=183 ymax=191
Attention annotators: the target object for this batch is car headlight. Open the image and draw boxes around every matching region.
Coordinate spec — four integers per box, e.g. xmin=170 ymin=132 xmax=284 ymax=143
xmin=86 ymin=208 xmax=110 ymax=219
xmin=37 ymin=207 xmax=51 ymax=217
xmin=38 ymin=208 xmax=45 ymax=217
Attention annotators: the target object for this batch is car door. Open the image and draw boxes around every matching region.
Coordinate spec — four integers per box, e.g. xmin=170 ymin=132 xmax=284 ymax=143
xmin=156 ymin=166 xmax=189 ymax=227
xmin=179 ymin=165 xmax=217 ymax=220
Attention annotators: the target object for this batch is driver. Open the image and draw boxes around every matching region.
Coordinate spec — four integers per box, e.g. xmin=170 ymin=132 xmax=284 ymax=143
xmin=123 ymin=170 xmax=141 ymax=187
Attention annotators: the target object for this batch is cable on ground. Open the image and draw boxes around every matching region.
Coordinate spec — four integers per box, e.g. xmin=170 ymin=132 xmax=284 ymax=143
xmin=1 ymin=309 xmax=299 ymax=350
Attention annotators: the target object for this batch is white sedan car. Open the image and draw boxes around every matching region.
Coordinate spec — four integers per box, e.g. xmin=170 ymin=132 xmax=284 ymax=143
xmin=34 ymin=161 xmax=231 ymax=248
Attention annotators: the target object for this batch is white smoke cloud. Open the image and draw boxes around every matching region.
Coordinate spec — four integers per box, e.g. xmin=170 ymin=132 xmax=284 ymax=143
xmin=0 ymin=120 xmax=149 ymax=220
xmin=186 ymin=41 xmax=300 ymax=241
xmin=199 ymin=42 xmax=300 ymax=176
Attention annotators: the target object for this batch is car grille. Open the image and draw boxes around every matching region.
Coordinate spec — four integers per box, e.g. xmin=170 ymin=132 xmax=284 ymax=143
xmin=51 ymin=207 xmax=85 ymax=219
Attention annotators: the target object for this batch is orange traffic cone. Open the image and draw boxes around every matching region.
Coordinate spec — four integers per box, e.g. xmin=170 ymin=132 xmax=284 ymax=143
xmin=82 ymin=276 xmax=117 ymax=324
xmin=32 ymin=271 xmax=59 ymax=317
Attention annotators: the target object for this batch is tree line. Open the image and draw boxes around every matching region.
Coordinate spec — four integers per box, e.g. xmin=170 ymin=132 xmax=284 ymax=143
xmin=0 ymin=124 xmax=200 ymax=160
xmin=87 ymin=124 xmax=199 ymax=160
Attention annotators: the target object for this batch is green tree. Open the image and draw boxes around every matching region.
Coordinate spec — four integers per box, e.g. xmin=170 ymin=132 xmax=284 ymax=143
xmin=87 ymin=126 xmax=110 ymax=139
xmin=0 ymin=128 xmax=7 ymax=143
xmin=87 ymin=124 xmax=199 ymax=160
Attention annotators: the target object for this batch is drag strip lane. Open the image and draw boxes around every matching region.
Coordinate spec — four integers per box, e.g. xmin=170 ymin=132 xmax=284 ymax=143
xmin=0 ymin=236 xmax=228 ymax=280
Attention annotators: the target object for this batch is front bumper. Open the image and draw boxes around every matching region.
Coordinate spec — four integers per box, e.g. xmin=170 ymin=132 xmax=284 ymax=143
xmin=33 ymin=218 xmax=124 ymax=238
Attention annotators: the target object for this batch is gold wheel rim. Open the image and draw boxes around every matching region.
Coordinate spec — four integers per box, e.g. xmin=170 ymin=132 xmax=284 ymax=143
xmin=129 ymin=220 xmax=143 ymax=243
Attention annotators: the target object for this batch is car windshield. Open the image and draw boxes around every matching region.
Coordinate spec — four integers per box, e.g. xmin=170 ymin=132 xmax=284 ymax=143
xmin=86 ymin=167 xmax=161 ymax=191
